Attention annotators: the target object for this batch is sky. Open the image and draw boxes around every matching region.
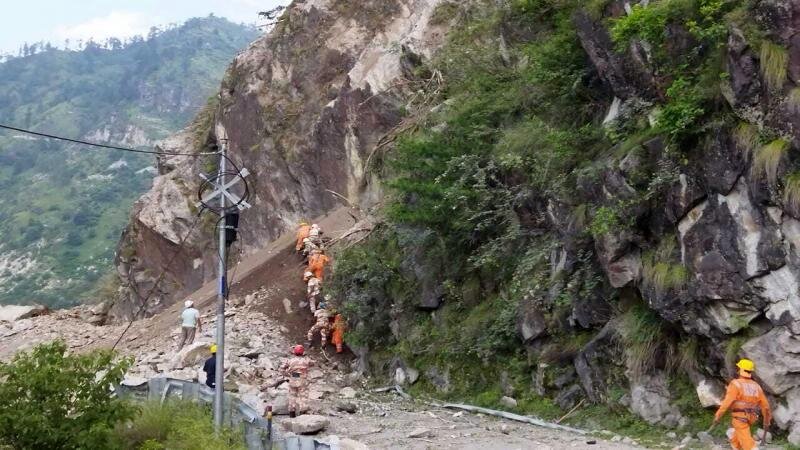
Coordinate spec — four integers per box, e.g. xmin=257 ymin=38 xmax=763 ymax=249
xmin=0 ymin=0 xmax=288 ymax=54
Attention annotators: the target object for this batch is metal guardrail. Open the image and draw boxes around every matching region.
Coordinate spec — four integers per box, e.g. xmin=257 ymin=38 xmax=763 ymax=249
xmin=116 ymin=377 xmax=333 ymax=450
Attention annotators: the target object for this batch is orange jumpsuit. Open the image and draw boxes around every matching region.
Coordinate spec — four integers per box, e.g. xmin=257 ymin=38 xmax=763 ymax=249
xmin=714 ymin=377 xmax=771 ymax=450
xmin=295 ymin=225 xmax=311 ymax=251
xmin=331 ymin=314 xmax=345 ymax=353
xmin=307 ymin=253 xmax=330 ymax=280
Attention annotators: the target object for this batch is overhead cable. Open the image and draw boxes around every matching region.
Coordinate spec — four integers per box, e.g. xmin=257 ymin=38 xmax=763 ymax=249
xmin=0 ymin=123 xmax=219 ymax=156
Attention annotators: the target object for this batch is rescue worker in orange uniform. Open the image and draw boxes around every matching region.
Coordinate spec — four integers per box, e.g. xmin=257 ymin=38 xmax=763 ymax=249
xmin=331 ymin=311 xmax=346 ymax=354
xmin=295 ymin=222 xmax=311 ymax=252
xmin=307 ymin=249 xmax=330 ymax=280
xmin=710 ymin=358 xmax=771 ymax=450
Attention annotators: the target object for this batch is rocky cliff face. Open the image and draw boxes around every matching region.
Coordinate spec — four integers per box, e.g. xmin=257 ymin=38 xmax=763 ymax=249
xmin=116 ymin=0 xmax=800 ymax=442
xmin=113 ymin=0 xmax=449 ymax=319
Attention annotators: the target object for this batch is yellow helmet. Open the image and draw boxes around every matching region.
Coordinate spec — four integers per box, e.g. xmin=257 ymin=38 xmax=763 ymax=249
xmin=736 ymin=358 xmax=755 ymax=372
xmin=210 ymin=344 xmax=217 ymax=354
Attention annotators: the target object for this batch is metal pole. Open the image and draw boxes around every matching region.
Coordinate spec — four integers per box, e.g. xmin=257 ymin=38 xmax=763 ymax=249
xmin=213 ymin=138 xmax=228 ymax=432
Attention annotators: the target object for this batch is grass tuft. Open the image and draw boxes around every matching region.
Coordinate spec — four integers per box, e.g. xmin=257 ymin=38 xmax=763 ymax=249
xmin=617 ymin=303 xmax=673 ymax=379
xmin=642 ymin=237 xmax=688 ymax=297
xmin=760 ymin=41 xmax=788 ymax=90
xmin=734 ymin=122 xmax=759 ymax=161
xmin=753 ymin=138 xmax=790 ymax=186
xmin=784 ymin=172 xmax=800 ymax=214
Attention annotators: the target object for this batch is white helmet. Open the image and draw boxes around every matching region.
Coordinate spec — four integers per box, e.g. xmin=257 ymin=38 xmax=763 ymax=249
xmin=303 ymin=237 xmax=311 ymax=243
xmin=184 ymin=300 xmax=194 ymax=308
xmin=311 ymin=224 xmax=319 ymax=229
xmin=304 ymin=271 xmax=313 ymax=278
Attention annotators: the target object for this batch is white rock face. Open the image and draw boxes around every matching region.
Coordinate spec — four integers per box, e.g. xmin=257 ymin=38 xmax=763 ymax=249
xmin=717 ymin=178 xmax=763 ymax=277
xmin=742 ymin=327 xmax=800 ymax=395
xmin=0 ymin=305 xmax=47 ymax=322
xmin=695 ymin=378 xmax=725 ymax=408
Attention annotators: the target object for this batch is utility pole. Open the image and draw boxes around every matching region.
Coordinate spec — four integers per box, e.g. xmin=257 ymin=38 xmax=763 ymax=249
xmin=213 ymin=137 xmax=228 ymax=432
xmin=196 ymin=136 xmax=251 ymax=432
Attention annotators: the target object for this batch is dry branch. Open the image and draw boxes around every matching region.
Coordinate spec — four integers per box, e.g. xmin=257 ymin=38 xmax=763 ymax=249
xmin=437 ymin=403 xmax=587 ymax=435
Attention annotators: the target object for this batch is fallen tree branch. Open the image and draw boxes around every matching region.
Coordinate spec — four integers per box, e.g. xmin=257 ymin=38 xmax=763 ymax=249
xmin=438 ymin=403 xmax=587 ymax=435
xmin=327 ymin=227 xmax=373 ymax=247
xmin=556 ymin=398 xmax=585 ymax=424
xmin=372 ymin=384 xmax=411 ymax=400
xmin=325 ymin=189 xmax=360 ymax=211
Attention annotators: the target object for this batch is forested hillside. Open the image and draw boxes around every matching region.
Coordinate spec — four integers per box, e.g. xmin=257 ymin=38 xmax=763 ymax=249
xmin=0 ymin=16 xmax=258 ymax=307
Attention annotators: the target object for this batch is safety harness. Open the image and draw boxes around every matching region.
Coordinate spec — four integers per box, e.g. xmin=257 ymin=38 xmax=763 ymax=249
xmin=730 ymin=379 xmax=762 ymax=424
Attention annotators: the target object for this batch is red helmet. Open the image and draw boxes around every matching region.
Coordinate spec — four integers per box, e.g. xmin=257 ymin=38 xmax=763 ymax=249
xmin=293 ymin=344 xmax=305 ymax=356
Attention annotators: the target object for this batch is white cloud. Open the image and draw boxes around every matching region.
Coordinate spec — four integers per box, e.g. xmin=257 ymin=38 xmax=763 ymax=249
xmin=54 ymin=11 xmax=154 ymax=44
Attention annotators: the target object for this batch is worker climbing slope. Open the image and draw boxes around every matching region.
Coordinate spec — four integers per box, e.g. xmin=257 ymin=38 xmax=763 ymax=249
xmin=307 ymin=248 xmax=331 ymax=280
xmin=331 ymin=310 xmax=346 ymax=354
xmin=304 ymin=271 xmax=322 ymax=312
xmin=279 ymin=344 xmax=314 ymax=418
xmin=309 ymin=223 xmax=323 ymax=246
xmin=295 ymin=222 xmax=311 ymax=253
xmin=307 ymin=302 xmax=331 ymax=348
xmin=177 ymin=300 xmax=201 ymax=350
xmin=711 ymin=358 xmax=772 ymax=450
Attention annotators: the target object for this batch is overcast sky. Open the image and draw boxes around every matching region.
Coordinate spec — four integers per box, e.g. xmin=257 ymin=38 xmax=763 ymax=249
xmin=1 ymin=0 xmax=288 ymax=54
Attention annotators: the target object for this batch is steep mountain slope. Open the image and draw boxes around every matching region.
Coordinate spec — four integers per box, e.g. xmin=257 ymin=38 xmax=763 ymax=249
xmin=114 ymin=0 xmax=449 ymax=319
xmin=116 ymin=0 xmax=800 ymax=445
xmin=0 ymin=16 xmax=259 ymax=307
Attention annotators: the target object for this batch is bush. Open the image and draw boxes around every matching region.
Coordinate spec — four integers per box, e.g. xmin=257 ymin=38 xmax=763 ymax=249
xmin=116 ymin=401 xmax=245 ymax=450
xmin=0 ymin=341 xmax=134 ymax=450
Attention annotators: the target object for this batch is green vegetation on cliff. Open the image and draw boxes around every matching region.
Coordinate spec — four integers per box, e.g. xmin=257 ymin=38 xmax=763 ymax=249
xmin=331 ymin=0 xmax=797 ymax=442
xmin=0 ymin=16 xmax=258 ymax=307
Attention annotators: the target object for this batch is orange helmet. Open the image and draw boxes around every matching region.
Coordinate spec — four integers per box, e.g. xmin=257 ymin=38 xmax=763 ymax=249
xmin=293 ymin=344 xmax=305 ymax=356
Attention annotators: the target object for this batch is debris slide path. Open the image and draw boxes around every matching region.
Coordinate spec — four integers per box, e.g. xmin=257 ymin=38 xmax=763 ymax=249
xmin=0 ymin=207 xmax=685 ymax=449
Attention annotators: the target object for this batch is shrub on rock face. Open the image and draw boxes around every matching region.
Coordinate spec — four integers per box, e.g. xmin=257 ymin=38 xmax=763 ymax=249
xmin=0 ymin=341 xmax=134 ymax=449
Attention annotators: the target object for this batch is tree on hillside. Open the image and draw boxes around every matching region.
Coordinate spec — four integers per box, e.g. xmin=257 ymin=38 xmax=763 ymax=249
xmin=0 ymin=341 xmax=134 ymax=449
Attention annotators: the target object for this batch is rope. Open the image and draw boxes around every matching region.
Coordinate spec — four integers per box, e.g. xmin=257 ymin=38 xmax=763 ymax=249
xmin=111 ymin=210 xmax=205 ymax=350
xmin=0 ymin=123 xmax=219 ymax=156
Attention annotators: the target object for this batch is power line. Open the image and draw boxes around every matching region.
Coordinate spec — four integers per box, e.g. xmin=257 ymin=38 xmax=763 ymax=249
xmin=0 ymin=123 xmax=219 ymax=157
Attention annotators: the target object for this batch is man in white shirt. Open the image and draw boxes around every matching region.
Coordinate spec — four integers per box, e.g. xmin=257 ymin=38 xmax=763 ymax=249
xmin=178 ymin=300 xmax=201 ymax=350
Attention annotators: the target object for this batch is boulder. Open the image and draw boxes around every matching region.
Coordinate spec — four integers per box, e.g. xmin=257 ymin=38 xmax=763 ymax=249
xmin=425 ymin=366 xmax=451 ymax=393
xmin=270 ymin=395 xmax=291 ymax=415
xmin=742 ymin=327 xmax=800 ymax=395
xmin=284 ymin=415 xmax=329 ymax=434
xmin=694 ymin=377 xmax=725 ymax=408
xmin=500 ymin=396 xmax=517 ymax=408
xmin=0 ymin=304 xmax=48 ymax=322
xmin=172 ymin=342 xmax=212 ymax=369
xmin=629 ymin=373 xmax=684 ymax=428
xmin=555 ymin=384 xmax=584 ymax=410
xmin=340 ymin=387 xmax=357 ymax=399
xmin=517 ymin=305 xmax=547 ymax=342
xmin=335 ymin=400 xmax=357 ymax=413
